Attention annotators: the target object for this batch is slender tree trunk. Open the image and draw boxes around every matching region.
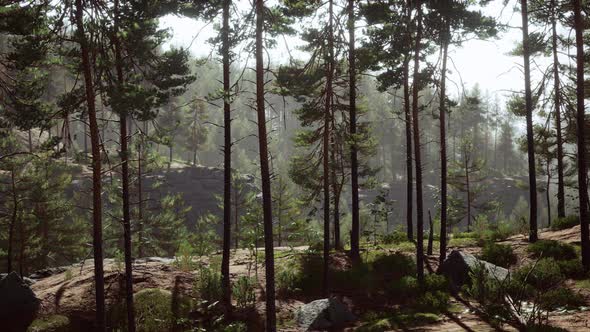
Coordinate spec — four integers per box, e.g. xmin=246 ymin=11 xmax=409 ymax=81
xmin=74 ymin=0 xmax=106 ymax=329
xmin=439 ymin=23 xmax=449 ymax=264
xmin=348 ymin=0 xmax=360 ymax=259
xmin=465 ymin=154 xmax=472 ymax=231
xmin=234 ymin=184 xmax=239 ymax=250
xmin=551 ymin=6 xmax=565 ymax=218
xmin=7 ymin=169 xmax=17 ymax=273
xmin=547 ymin=162 xmax=552 ymax=228
xmin=427 ymin=210 xmax=433 ymax=256
xmin=255 ymin=0 xmax=276 ymax=328
xmin=137 ymin=133 xmax=144 ymax=258
xmin=573 ymin=0 xmax=590 ymax=271
xmin=221 ymin=0 xmax=233 ymax=317
xmin=520 ymin=0 xmax=538 ymax=243
xmin=331 ymin=118 xmax=341 ymax=250
xmin=113 ymin=0 xmax=136 ymax=330
xmin=322 ymin=0 xmax=334 ymax=294
xmin=403 ymin=58 xmax=414 ymax=241
xmin=411 ymin=1 xmax=425 ymax=283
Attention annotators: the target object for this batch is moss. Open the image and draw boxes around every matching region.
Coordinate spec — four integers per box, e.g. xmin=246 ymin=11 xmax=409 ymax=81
xmin=28 ymin=315 xmax=70 ymax=332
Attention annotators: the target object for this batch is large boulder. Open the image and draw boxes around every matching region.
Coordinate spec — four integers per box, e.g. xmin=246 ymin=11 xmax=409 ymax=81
xmin=0 ymin=272 xmax=40 ymax=332
xmin=295 ymin=298 xmax=356 ymax=331
xmin=438 ymin=250 xmax=509 ymax=290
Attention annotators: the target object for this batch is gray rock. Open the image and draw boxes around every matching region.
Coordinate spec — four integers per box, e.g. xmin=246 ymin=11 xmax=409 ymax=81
xmin=437 ymin=250 xmax=509 ymax=290
xmin=295 ymin=298 xmax=355 ymax=331
xmin=28 ymin=267 xmax=67 ymax=280
xmin=0 ymin=273 xmax=36 ymax=286
xmin=0 ymin=272 xmax=40 ymax=332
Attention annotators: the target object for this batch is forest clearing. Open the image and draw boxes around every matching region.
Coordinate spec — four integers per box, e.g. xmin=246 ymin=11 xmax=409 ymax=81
xmin=1 ymin=0 xmax=590 ymax=331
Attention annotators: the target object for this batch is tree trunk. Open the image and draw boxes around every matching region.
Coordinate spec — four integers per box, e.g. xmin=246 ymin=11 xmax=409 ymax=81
xmin=255 ymin=0 xmax=276 ymax=329
xmin=439 ymin=22 xmax=449 ymax=264
xmin=7 ymin=169 xmax=17 ymax=273
xmin=411 ymin=1 xmax=425 ymax=283
xmin=331 ymin=116 xmax=341 ymax=251
xmin=322 ymin=0 xmax=334 ymax=294
xmin=547 ymin=162 xmax=552 ymax=228
xmin=573 ymin=0 xmax=590 ymax=271
xmin=348 ymin=0 xmax=360 ymax=259
xmin=221 ymin=0 xmax=233 ymax=317
xmin=403 ymin=57 xmax=414 ymax=241
xmin=74 ymin=0 xmax=106 ymax=329
xmin=113 ymin=0 xmax=136 ymax=329
xmin=137 ymin=131 xmax=144 ymax=258
xmin=520 ymin=0 xmax=538 ymax=243
xmin=465 ymin=152 xmax=472 ymax=231
xmin=551 ymin=5 xmax=565 ymax=218
xmin=427 ymin=210 xmax=433 ymax=256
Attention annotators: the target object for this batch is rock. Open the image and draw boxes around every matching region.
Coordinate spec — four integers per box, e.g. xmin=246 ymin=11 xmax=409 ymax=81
xmin=28 ymin=267 xmax=67 ymax=280
xmin=295 ymin=298 xmax=355 ymax=331
xmin=0 ymin=273 xmax=36 ymax=286
xmin=0 ymin=272 xmax=40 ymax=332
xmin=437 ymin=250 xmax=509 ymax=290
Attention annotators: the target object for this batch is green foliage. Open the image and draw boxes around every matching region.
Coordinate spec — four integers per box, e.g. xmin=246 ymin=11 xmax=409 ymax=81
xmin=479 ymin=242 xmax=517 ymax=268
xmin=232 ymin=276 xmax=256 ymax=309
xmin=387 ymin=274 xmax=450 ymax=313
xmin=371 ymin=253 xmax=416 ymax=279
xmin=194 ymin=267 xmax=223 ymax=304
xmin=550 ymin=215 xmax=579 ymax=231
xmin=276 ymin=266 xmax=299 ymax=298
xmin=28 ymin=315 xmax=70 ymax=332
xmin=132 ymin=288 xmax=192 ymax=332
xmin=192 ymin=213 xmax=220 ymax=258
xmin=527 ymin=240 xmax=577 ymax=260
xmin=556 ymin=259 xmax=588 ymax=280
xmin=468 ymin=258 xmax=587 ymax=327
xmin=174 ymin=240 xmax=196 ymax=272
xmin=381 ymin=230 xmax=409 ymax=245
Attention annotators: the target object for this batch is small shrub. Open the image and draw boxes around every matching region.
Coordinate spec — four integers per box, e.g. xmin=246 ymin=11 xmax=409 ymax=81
xmin=551 ymin=215 xmax=578 ymax=231
xmin=527 ymin=240 xmax=577 ymax=260
xmin=195 ymin=267 xmax=222 ymax=303
xmin=538 ymin=288 xmax=585 ymax=311
xmin=63 ymin=269 xmax=73 ymax=282
xmin=221 ymin=322 xmax=248 ymax=332
xmin=371 ymin=253 xmax=415 ymax=279
xmin=174 ymin=240 xmax=196 ymax=272
xmin=479 ymin=242 xmax=517 ymax=268
xmin=292 ymin=254 xmax=323 ymax=296
xmin=514 ymin=258 xmax=564 ymax=291
xmin=232 ymin=276 xmax=256 ymax=309
xmin=133 ymin=288 xmax=192 ymax=332
xmin=381 ymin=230 xmax=408 ymax=245
xmin=276 ymin=267 xmax=299 ymax=297
xmin=556 ymin=259 xmax=588 ymax=279
xmin=388 ymin=275 xmax=419 ymax=298
xmin=453 ymin=231 xmax=477 ymax=239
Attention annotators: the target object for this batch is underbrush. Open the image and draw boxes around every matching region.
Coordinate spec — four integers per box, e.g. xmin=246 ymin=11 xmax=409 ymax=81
xmin=527 ymin=240 xmax=577 ymax=261
xmin=479 ymin=242 xmax=517 ymax=268
xmin=276 ymin=251 xmax=451 ymax=318
xmin=550 ymin=215 xmax=578 ymax=231
xmin=466 ymin=257 xmax=586 ymax=329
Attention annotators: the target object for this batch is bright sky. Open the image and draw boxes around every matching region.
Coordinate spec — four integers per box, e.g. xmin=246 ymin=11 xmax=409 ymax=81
xmin=158 ymin=0 xmax=555 ymax=106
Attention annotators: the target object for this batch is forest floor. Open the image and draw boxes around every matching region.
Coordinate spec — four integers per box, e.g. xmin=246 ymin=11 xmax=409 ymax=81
xmin=30 ymin=228 xmax=590 ymax=331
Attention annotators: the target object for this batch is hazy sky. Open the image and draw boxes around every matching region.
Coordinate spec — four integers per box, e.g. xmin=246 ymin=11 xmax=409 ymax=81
xmin=159 ymin=0 xmax=553 ymax=106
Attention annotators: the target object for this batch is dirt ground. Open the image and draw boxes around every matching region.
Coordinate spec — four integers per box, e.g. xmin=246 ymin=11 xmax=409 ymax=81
xmin=30 ymin=229 xmax=590 ymax=331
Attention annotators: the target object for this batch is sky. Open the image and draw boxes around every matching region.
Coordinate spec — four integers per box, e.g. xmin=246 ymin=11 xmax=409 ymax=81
xmin=158 ymin=0 xmax=549 ymax=106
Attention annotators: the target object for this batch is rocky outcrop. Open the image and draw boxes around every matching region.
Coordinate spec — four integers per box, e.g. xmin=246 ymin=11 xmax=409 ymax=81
xmin=437 ymin=250 xmax=509 ymax=290
xmin=295 ymin=298 xmax=356 ymax=331
xmin=0 ymin=272 xmax=40 ymax=332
